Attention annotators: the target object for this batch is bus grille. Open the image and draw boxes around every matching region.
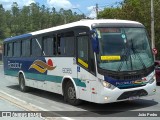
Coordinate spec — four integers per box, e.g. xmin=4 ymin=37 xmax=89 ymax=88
xmin=118 ymin=84 xmax=146 ymax=89
xmin=117 ymin=89 xmax=148 ymax=100
xmin=108 ymin=74 xmax=141 ymax=80
xmin=124 ymin=75 xmax=141 ymax=80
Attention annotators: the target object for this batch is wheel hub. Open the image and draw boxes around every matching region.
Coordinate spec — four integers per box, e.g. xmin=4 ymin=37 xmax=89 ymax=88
xmin=68 ymin=87 xmax=76 ymax=99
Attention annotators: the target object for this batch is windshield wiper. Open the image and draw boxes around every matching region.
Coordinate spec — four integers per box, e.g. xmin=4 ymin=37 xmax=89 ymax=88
xmin=117 ymin=38 xmax=147 ymax=72
xmin=130 ymin=39 xmax=147 ymax=70
xmin=117 ymin=45 xmax=131 ymax=71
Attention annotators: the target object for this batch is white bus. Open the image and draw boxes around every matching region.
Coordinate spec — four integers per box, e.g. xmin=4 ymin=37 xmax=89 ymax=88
xmin=3 ymin=19 xmax=156 ymax=105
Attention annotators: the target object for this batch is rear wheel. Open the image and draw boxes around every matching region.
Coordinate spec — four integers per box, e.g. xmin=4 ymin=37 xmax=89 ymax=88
xmin=64 ymin=81 xmax=82 ymax=106
xmin=19 ymin=74 xmax=28 ymax=92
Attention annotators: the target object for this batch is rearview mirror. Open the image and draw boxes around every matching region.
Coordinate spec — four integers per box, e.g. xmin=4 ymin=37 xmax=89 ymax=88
xmin=90 ymin=30 xmax=99 ymax=54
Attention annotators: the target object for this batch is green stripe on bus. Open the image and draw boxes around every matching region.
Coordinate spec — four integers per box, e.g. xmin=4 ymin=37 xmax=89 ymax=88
xmin=4 ymin=70 xmax=86 ymax=87
xmin=4 ymin=70 xmax=18 ymax=77
xmin=74 ymin=78 xmax=86 ymax=87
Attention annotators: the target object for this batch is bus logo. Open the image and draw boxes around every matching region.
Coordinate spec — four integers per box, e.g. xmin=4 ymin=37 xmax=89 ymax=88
xmin=29 ymin=59 xmax=56 ymax=73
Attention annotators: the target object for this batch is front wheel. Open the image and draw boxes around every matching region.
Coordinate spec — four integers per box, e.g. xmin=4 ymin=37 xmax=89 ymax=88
xmin=19 ymin=74 xmax=29 ymax=92
xmin=64 ymin=81 xmax=82 ymax=106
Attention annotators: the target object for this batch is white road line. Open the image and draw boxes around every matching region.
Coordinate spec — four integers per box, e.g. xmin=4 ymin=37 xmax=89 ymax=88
xmin=0 ymin=90 xmax=28 ymax=104
xmin=0 ymin=90 xmax=75 ymax=120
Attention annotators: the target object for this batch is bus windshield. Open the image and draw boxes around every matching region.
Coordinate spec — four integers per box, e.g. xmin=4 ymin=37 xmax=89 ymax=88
xmin=96 ymin=27 xmax=154 ymax=71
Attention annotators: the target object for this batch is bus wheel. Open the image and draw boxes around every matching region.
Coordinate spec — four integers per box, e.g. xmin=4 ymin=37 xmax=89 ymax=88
xmin=19 ymin=74 xmax=28 ymax=92
xmin=65 ymin=81 xmax=82 ymax=106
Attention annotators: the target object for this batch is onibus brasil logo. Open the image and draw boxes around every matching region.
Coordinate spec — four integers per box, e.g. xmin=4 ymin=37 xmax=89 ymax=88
xmin=29 ymin=59 xmax=56 ymax=73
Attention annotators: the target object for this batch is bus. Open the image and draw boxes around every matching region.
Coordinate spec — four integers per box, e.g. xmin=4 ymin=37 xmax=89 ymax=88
xmin=3 ymin=19 xmax=156 ymax=105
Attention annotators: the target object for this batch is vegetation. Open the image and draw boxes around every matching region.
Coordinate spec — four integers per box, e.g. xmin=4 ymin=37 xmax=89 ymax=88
xmin=0 ymin=2 xmax=85 ymax=41
xmin=98 ymin=0 xmax=160 ymax=59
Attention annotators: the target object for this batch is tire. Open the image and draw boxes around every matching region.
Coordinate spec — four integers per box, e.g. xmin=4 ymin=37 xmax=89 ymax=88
xmin=19 ymin=74 xmax=28 ymax=92
xmin=64 ymin=81 xmax=82 ymax=106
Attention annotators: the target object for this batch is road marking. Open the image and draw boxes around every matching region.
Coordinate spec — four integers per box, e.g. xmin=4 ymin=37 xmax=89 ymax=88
xmin=0 ymin=90 xmax=75 ymax=120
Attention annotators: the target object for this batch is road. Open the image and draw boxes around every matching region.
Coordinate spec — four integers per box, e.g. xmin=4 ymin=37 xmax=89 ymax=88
xmin=0 ymin=97 xmax=43 ymax=120
xmin=0 ymin=65 xmax=160 ymax=120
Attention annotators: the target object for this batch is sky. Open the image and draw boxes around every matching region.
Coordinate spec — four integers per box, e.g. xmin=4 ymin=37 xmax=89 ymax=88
xmin=0 ymin=0 xmax=123 ymax=18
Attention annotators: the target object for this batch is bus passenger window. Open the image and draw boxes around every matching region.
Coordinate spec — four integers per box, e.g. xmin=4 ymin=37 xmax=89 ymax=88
xmin=7 ymin=43 xmax=13 ymax=57
xmin=31 ymin=38 xmax=42 ymax=56
xmin=43 ymin=36 xmax=56 ymax=56
xmin=4 ymin=44 xmax=7 ymax=57
xmin=13 ymin=42 xmax=21 ymax=57
xmin=22 ymin=40 xmax=30 ymax=57
xmin=57 ymin=32 xmax=75 ymax=56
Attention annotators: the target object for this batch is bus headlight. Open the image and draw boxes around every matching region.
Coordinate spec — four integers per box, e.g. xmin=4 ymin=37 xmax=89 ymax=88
xmin=99 ymin=79 xmax=115 ymax=89
xmin=149 ymin=75 xmax=156 ymax=84
xmin=102 ymin=81 xmax=111 ymax=88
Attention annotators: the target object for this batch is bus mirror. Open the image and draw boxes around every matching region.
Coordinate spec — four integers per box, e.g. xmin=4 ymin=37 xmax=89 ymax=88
xmin=90 ymin=30 xmax=95 ymax=35
xmin=91 ymin=30 xmax=99 ymax=54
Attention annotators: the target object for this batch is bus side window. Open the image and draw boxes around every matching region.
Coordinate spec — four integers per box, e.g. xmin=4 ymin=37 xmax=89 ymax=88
xmin=22 ymin=40 xmax=31 ymax=57
xmin=4 ymin=44 xmax=7 ymax=57
xmin=77 ymin=36 xmax=89 ymax=68
xmin=57 ymin=34 xmax=61 ymax=55
xmin=43 ymin=36 xmax=56 ymax=56
xmin=7 ymin=43 xmax=13 ymax=57
xmin=57 ymin=32 xmax=75 ymax=56
xmin=13 ymin=42 xmax=21 ymax=57
xmin=31 ymin=37 xmax=42 ymax=56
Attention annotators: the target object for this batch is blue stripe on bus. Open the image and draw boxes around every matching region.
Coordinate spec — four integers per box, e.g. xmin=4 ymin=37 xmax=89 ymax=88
xmin=4 ymin=70 xmax=86 ymax=87
xmin=104 ymin=76 xmax=146 ymax=89
xmin=4 ymin=34 xmax=32 ymax=42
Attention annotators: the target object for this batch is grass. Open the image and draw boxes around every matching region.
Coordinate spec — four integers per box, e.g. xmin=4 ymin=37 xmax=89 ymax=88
xmin=0 ymin=61 xmax=3 ymax=65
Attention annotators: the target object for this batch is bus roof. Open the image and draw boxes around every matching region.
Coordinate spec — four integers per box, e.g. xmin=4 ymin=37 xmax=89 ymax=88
xmin=4 ymin=19 xmax=143 ymax=42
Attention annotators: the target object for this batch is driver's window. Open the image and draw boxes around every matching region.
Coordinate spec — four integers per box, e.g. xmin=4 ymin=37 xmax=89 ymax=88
xmin=77 ymin=36 xmax=89 ymax=69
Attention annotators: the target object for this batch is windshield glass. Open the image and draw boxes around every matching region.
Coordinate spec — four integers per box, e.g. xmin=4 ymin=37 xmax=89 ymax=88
xmin=96 ymin=27 xmax=154 ymax=71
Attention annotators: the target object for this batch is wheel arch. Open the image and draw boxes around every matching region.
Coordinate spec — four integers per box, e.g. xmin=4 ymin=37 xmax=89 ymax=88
xmin=18 ymin=70 xmax=26 ymax=81
xmin=61 ymin=76 xmax=79 ymax=98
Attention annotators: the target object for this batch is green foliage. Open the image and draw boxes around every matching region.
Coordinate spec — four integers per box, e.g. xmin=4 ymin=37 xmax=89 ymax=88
xmin=0 ymin=2 xmax=85 ymax=42
xmin=98 ymin=0 xmax=160 ymax=59
xmin=0 ymin=4 xmax=7 ymax=41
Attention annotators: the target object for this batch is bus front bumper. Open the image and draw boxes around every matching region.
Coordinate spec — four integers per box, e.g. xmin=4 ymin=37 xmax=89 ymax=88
xmin=93 ymin=80 xmax=156 ymax=104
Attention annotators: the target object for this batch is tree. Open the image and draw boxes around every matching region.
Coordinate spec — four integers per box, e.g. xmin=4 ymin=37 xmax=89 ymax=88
xmin=0 ymin=2 xmax=86 ymax=43
xmin=0 ymin=4 xmax=7 ymax=40
xmin=11 ymin=2 xmax=20 ymax=35
xmin=98 ymin=0 xmax=160 ymax=59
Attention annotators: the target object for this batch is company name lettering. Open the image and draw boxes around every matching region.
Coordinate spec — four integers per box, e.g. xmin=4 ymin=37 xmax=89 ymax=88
xmin=116 ymin=80 xmax=145 ymax=86
xmin=8 ymin=61 xmax=22 ymax=69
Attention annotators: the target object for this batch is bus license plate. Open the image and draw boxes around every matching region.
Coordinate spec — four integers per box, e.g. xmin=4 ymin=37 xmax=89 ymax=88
xmin=128 ymin=96 xmax=139 ymax=100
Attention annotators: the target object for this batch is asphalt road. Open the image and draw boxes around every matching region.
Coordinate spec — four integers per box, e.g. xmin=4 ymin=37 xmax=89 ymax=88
xmin=0 ymin=97 xmax=43 ymax=120
xmin=0 ymin=65 xmax=160 ymax=120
